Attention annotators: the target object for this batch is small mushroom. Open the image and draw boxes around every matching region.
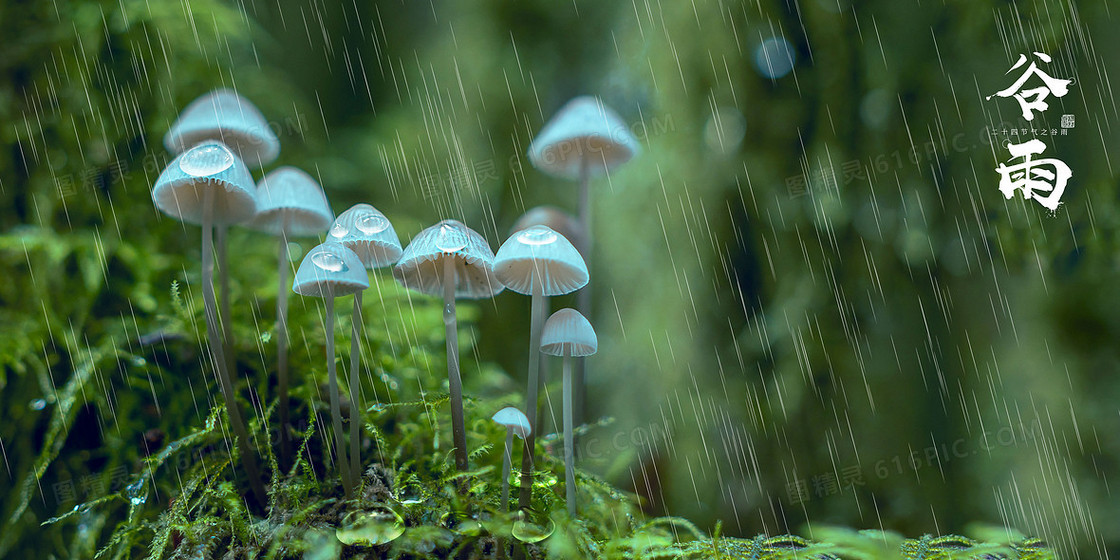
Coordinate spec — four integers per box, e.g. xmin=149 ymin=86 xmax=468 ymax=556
xmin=165 ymin=90 xmax=280 ymax=391
xmin=540 ymin=309 xmax=597 ymax=517
xmin=493 ymin=225 xmax=588 ymax=510
xmin=393 ymin=220 xmax=503 ymax=473
xmin=328 ymin=204 xmax=403 ymax=479
xmin=251 ymin=166 xmax=334 ymax=467
xmin=164 ymin=88 xmax=281 ymax=167
xmin=152 ymin=141 xmax=265 ymax=504
xmin=292 ymin=242 xmax=369 ymax=499
xmin=490 ymin=407 xmax=531 ymax=512
xmin=527 ymin=95 xmax=639 ymax=247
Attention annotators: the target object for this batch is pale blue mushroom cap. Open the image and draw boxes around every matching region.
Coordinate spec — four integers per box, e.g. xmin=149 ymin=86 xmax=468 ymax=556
xmin=151 ymin=141 xmax=257 ymax=226
xmin=251 ymin=167 xmax=333 ymax=237
xmin=491 ymin=406 xmax=531 ymax=439
xmin=292 ymin=242 xmax=369 ymax=298
xmin=393 ymin=220 xmax=503 ymax=299
xmin=493 ymin=225 xmax=587 ymax=296
xmin=540 ymin=308 xmax=597 ymax=357
xmin=327 ymin=204 xmax=403 ymax=269
xmin=164 ymin=89 xmax=280 ymax=168
xmin=527 ymin=96 xmax=640 ymax=180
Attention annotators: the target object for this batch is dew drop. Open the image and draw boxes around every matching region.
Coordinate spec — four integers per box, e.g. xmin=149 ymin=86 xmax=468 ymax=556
xmin=30 ymin=398 xmax=47 ymax=411
xmin=434 ymin=223 xmax=468 ymax=252
xmin=356 ymin=213 xmax=390 ymax=234
xmin=517 ymin=226 xmax=558 ymax=246
xmin=125 ymin=480 xmax=147 ymax=506
xmin=512 ymin=516 xmax=555 ymax=543
xmin=329 ymin=222 xmax=350 ymax=239
xmin=131 ymin=356 xmax=147 ymax=367
xmin=312 ymin=251 xmax=348 ymax=273
xmin=335 ymin=509 xmax=405 ymax=546
xmin=179 ymin=144 xmax=234 ymax=177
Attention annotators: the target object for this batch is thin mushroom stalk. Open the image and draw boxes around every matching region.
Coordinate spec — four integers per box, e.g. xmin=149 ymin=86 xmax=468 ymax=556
xmin=349 ymin=290 xmax=362 ymax=479
xmin=201 ymin=189 xmax=266 ymax=504
xmin=250 ymin=168 xmax=334 ymax=470
xmin=217 ymin=225 xmax=234 ymax=375
xmin=575 ymin=156 xmax=591 ymax=431
xmin=444 ymin=257 xmax=469 ymax=472
xmin=325 ymin=297 xmax=354 ymax=498
xmin=518 ymin=281 xmax=545 ymax=510
xmin=562 ymin=351 xmax=576 ymax=516
xmin=327 ymin=204 xmax=404 ymax=479
xmin=276 ymin=231 xmax=292 ymax=466
xmin=501 ymin=429 xmax=514 ymax=510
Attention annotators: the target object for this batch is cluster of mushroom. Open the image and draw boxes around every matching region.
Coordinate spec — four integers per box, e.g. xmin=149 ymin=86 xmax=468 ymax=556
xmin=150 ymin=90 xmax=638 ymax=519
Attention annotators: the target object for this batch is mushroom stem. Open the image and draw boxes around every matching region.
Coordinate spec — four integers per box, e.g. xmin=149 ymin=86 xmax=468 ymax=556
xmin=325 ymin=297 xmax=354 ymax=499
xmin=562 ymin=351 xmax=576 ymax=517
xmin=444 ymin=257 xmax=469 ymax=472
xmin=575 ymin=156 xmax=591 ymax=439
xmin=517 ymin=281 xmax=545 ymax=511
xmin=277 ymin=232 xmax=292 ymax=468
xmin=201 ymin=191 xmax=266 ymax=505
xmin=217 ymin=225 xmax=234 ymax=377
xmin=349 ymin=290 xmax=363 ymax=481
xmin=536 ymin=296 xmax=551 ymax=435
xmin=501 ymin=428 xmax=514 ymax=511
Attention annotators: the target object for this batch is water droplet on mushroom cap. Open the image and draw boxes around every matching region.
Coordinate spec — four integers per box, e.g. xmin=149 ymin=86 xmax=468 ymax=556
xmin=356 ymin=214 xmax=390 ymax=234
xmin=312 ymin=251 xmax=348 ymax=273
xmin=517 ymin=226 xmax=558 ymax=246
xmin=179 ymin=144 xmax=234 ymax=177
xmin=329 ymin=222 xmax=349 ymax=239
xmin=434 ymin=222 xmax=468 ymax=252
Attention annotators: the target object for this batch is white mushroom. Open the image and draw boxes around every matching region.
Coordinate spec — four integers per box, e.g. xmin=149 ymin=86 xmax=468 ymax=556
xmin=152 ymin=141 xmax=265 ymax=504
xmin=491 ymin=406 xmax=532 ymax=512
xmin=540 ymin=308 xmax=597 ymax=517
xmin=328 ymin=203 xmax=403 ymax=480
xmin=292 ymin=242 xmax=369 ymax=499
xmin=393 ymin=220 xmax=502 ymax=473
xmin=252 ymin=166 xmax=334 ymax=468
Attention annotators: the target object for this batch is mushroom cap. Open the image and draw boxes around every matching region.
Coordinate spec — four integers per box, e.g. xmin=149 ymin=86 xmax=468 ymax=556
xmin=491 ymin=406 xmax=532 ymax=439
xmin=527 ymin=96 xmax=640 ymax=180
xmin=328 ymin=204 xmax=403 ymax=269
xmin=251 ymin=167 xmax=334 ymax=237
xmin=493 ymin=225 xmax=588 ymax=296
xmin=393 ymin=220 xmax=504 ymax=299
xmin=164 ymin=89 xmax=280 ymax=167
xmin=540 ymin=308 xmax=598 ymax=357
xmin=511 ymin=206 xmax=585 ymax=257
xmin=292 ymin=242 xmax=369 ymax=298
xmin=152 ymin=141 xmax=257 ymax=226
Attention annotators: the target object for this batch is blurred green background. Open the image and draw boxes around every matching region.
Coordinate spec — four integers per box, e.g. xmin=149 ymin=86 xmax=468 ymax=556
xmin=1 ymin=0 xmax=1118 ymax=557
